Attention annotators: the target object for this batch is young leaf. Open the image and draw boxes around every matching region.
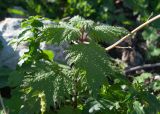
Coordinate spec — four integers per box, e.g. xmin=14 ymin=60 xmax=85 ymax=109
xmin=42 ymin=23 xmax=80 ymax=44
xmin=69 ymin=15 xmax=94 ymax=30
xmin=89 ymin=25 xmax=129 ymax=44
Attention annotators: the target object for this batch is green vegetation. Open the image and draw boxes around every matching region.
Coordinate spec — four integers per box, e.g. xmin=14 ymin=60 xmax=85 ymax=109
xmin=0 ymin=0 xmax=160 ymax=114
xmin=1 ymin=0 xmax=160 ymax=24
xmin=0 ymin=16 xmax=159 ymax=114
xmin=1 ymin=0 xmax=160 ymax=59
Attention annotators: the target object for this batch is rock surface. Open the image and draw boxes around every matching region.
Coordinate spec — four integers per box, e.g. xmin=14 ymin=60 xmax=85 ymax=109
xmin=0 ymin=18 xmax=67 ymax=69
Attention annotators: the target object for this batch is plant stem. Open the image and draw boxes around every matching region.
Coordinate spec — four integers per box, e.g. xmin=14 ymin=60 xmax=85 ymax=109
xmin=105 ymin=14 xmax=160 ymax=51
xmin=0 ymin=94 xmax=7 ymax=114
xmin=72 ymin=71 xmax=79 ymax=109
xmin=73 ymin=79 xmax=78 ymax=109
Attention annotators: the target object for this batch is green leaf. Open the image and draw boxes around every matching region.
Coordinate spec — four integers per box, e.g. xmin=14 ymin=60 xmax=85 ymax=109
xmin=11 ymin=29 xmax=33 ymax=47
xmin=142 ymin=27 xmax=159 ymax=41
xmin=89 ymin=25 xmax=128 ymax=44
xmin=69 ymin=15 xmax=94 ymax=30
xmin=12 ymin=62 xmax=73 ymax=112
xmin=150 ymin=80 xmax=160 ymax=92
xmin=7 ymin=8 xmax=25 ymax=16
xmin=82 ymin=98 xmax=116 ymax=114
xmin=42 ymin=23 xmax=80 ymax=44
xmin=31 ymin=19 xmax=43 ymax=27
xmin=42 ymin=50 xmax=54 ymax=61
xmin=8 ymin=70 xmax=24 ymax=87
xmin=86 ymin=99 xmax=105 ymax=114
xmin=133 ymin=101 xmax=145 ymax=114
xmin=139 ymin=92 xmax=160 ymax=114
xmin=21 ymin=16 xmax=43 ymax=28
xmin=18 ymin=28 xmax=31 ymax=39
xmin=66 ymin=42 xmax=114 ymax=96
xmin=150 ymin=48 xmax=160 ymax=56
xmin=133 ymin=73 xmax=152 ymax=84
xmin=42 ymin=26 xmax=64 ymax=43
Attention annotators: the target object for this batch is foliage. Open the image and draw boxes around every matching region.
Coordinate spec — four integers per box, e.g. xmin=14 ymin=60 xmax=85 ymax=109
xmin=1 ymin=0 xmax=160 ymax=63
xmin=2 ymin=16 xmax=159 ymax=114
xmin=133 ymin=73 xmax=160 ymax=100
xmin=132 ymin=73 xmax=160 ymax=114
xmin=41 ymin=16 xmax=128 ymax=46
xmin=1 ymin=0 xmax=160 ymax=24
xmin=142 ymin=27 xmax=160 ymax=62
xmin=0 ymin=0 xmax=160 ymax=113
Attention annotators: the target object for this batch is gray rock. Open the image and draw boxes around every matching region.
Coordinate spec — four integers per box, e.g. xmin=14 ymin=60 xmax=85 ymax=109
xmin=0 ymin=18 xmax=68 ymax=69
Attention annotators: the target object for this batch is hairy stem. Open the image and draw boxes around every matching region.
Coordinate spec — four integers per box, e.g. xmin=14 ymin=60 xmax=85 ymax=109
xmin=72 ymin=78 xmax=78 ymax=109
xmin=105 ymin=14 xmax=160 ymax=51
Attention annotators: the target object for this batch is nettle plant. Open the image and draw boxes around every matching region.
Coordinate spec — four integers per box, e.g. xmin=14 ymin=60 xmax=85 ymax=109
xmin=5 ymin=16 xmax=160 ymax=114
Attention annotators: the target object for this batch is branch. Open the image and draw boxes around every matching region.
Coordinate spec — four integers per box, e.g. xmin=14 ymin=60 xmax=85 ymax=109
xmin=105 ymin=14 xmax=160 ymax=51
xmin=125 ymin=62 xmax=160 ymax=75
xmin=115 ymin=46 xmax=132 ymax=49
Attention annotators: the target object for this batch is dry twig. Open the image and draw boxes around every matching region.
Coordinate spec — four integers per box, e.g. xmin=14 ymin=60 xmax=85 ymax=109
xmin=125 ymin=62 xmax=160 ymax=75
xmin=105 ymin=14 xmax=160 ymax=51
